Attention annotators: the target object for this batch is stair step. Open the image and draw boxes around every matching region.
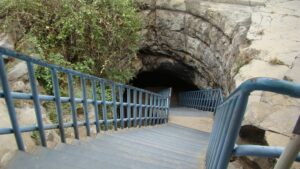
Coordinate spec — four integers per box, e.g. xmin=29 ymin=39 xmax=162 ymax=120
xmin=5 ymin=109 xmax=211 ymax=169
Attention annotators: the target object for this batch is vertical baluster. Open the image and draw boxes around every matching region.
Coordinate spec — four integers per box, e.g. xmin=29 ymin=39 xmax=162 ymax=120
xmin=153 ymin=95 xmax=157 ymax=125
xmin=191 ymin=92 xmax=193 ymax=107
xmin=189 ymin=92 xmax=192 ymax=107
xmin=194 ymin=92 xmax=197 ymax=109
xmin=217 ymin=95 xmax=248 ymax=169
xmin=67 ymin=73 xmax=79 ymax=139
xmin=0 ymin=56 xmax=24 ymax=150
xmin=205 ymin=91 xmax=209 ymax=111
xmin=158 ymin=97 xmax=162 ymax=124
xmin=196 ymin=91 xmax=200 ymax=109
xmin=138 ymin=90 xmax=143 ymax=127
xmin=126 ymin=88 xmax=131 ymax=128
xmin=208 ymin=91 xmax=212 ymax=111
xmin=157 ymin=96 xmax=161 ymax=124
xmin=149 ymin=94 xmax=154 ymax=125
xmin=213 ymin=98 xmax=238 ymax=169
xmin=144 ymin=93 xmax=149 ymax=126
xmin=111 ymin=83 xmax=117 ymax=131
xmin=155 ymin=95 xmax=159 ymax=124
xmin=133 ymin=89 xmax=137 ymax=127
xmin=202 ymin=91 xmax=205 ymax=111
xmin=207 ymin=103 xmax=227 ymax=169
xmin=101 ymin=81 xmax=108 ymax=131
xmin=200 ymin=91 xmax=203 ymax=110
xmin=92 ymin=80 xmax=100 ymax=133
xmin=212 ymin=91 xmax=217 ymax=113
xmin=51 ymin=68 xmax=65 ymax=142
xmin=151 ymin=95 xmax=155 ymax=125
xmin=209 ymin=91 xmax=213 ymax=111
xmin=204 ymin=91 xmax=208 ymax=111
xmin=81 ymin=77 xmax=90 ymax=136
xmin=213 ymin=90 xmax=217 ymax=112
xmin=27 ymin=62 xmax=47 ymax=147
xmin=164 ymin=96 xmax=168 ymax=123
xmin=118 ymin=85 xmax=124 ymax=129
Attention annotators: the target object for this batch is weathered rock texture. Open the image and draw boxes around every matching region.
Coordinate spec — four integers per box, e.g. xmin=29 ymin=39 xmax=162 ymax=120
xmin=136 ymin=0 xmax=254 ymax=95
xmin=136 ymin=0 xmax=300 ymax=168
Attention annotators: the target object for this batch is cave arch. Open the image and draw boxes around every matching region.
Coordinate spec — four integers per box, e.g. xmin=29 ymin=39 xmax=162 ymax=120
xmin=131 ymin=1 xmax=251 ymax=102
xmin=130 ymin=56 xmax=198 ymax=106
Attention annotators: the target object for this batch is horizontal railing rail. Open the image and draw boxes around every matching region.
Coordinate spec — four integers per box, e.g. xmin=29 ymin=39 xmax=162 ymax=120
xmin=0 ymin=47 xmax=171 ymax=151
xmin=206 ymin=77 xmax=300 ymax=169
xmin=178 ymin=89 xmax=223 ymax=112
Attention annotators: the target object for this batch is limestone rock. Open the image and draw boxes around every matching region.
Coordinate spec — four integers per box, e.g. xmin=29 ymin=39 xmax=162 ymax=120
xmin=265 ymin=131 xmax=290 ymax=147
xmin=285 ymin=57 xmax=300 ymax=83
xmin=138 ymin=0 xmax=253 ymax=95
xmin=234 ymin=59 xmax=289 ymax=86
xmin=0 ymin=99 xmax=36 ymax=167
xmin=244 ymin=101 xmax=299 ymax=136
xmin=7 ymin=62 xmax=28 ymax=82
xmin=10 ymin=81 xmax=26 ymax=92
xmin=0 ymin=33 xmax=14 ymax=50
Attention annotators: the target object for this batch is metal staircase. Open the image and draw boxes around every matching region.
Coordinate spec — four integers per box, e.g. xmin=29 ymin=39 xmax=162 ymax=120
xmin=5 ymin=122 xmax=209 ymax=169
xmin=1 ymin=47 xmax=300 ymax=169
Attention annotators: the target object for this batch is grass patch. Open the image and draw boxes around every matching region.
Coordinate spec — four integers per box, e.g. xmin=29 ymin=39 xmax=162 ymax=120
xmin=269 ymin=58 xmax=285 ymax=65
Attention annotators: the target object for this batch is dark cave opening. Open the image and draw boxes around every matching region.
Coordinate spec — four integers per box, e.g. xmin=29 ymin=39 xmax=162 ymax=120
xmin=129 ymin=67 xmax=199 ymax=106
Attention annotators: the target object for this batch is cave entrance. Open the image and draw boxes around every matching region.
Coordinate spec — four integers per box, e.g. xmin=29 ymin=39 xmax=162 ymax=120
xmin=129 ymin=67 xmax=198 ymax=107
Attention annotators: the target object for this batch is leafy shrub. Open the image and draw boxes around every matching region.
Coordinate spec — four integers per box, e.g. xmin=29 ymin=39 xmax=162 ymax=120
xmin=0 ymin=0 xmax=141 ymax=93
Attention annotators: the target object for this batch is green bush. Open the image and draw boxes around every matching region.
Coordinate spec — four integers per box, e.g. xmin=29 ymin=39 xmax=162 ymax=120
xmin=0 ymin=0 xmax=141 ymax=92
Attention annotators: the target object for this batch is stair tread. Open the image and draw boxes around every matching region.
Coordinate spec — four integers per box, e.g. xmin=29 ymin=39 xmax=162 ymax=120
xmin=5 ymin=122 xmax=210 ymax=169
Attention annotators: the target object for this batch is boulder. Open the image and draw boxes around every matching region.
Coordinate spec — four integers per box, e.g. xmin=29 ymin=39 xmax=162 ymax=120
xmin=7 ymin=62 xmax=28 ymax=82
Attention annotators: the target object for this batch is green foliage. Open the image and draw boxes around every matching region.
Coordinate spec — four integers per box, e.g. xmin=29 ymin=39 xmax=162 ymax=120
xmin=269 ymin=58 xmax=285 ymax=66
xmin=30 ymin=131 xmax=40 ymax=145
xmin=0 ymin=0 xmax=141 ymax=90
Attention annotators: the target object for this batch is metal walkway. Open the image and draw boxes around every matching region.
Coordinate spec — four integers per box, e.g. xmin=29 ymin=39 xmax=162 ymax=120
xmin=4 ymin=108 xmax=211 ymax=169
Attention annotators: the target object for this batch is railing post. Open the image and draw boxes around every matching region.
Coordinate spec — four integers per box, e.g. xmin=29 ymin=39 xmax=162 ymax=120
xmin=126 ymin=88 xmax=131 ymax=128
xmin=159 ymin=97 xmax=163 ymax=124
xmin=199 ymin=91 xmax=204 ymax=110
xmin=164 ymin=97 xmax=168 ymax=123
xmin=101 ymin=81 xmax=108 ymax=131
xmin=274 ymin=116 xmax=300 ymax=169
xmin=133 ymin=89 xmax=137 ymax=127
xmin=81 ymin=76 xmax=90 ymax=136
xmin=67 ymin=73 xmax=79 ymax=139
xmin=92 ymin=79 xmax=100 ymax=133
xmin=118 ymin=85 xmax=124 ymax=129
xmin=27 ymin=62 xmax=47 ymax=147
xmin=0 ymin=56 xmax=25 ymax=150
xmin=111 ymin=83 xmax=117 ymax=131
xmin=149 ymin=94 xmax=154 ymax=125
xmin=138 ymin=90 xmax=143 ymax=128
xmin=51 ymin=68 xmax=66 ymax=143
xmin=144 ymin=93 xmax=149 ymax=126
xmin=153 ymin=95 xmax=158 ymax=125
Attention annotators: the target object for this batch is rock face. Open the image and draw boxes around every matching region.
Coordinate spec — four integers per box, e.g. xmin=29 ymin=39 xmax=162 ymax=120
xmin=0 ymin=59 xmax=61 ymax=167
xmin=136 ymin=0 xmax=253 ymax=94
xmin=136 ymin=0 xmax=300 ymax=168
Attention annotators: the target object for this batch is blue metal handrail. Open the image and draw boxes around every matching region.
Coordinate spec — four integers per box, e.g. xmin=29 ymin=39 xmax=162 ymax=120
xmin=0 ymin=47 xmax=172 ymax=151
xmin=206 ymin=77 xmax=300 ymax=169
xmin=178 ymin=89 xmax=223 ymax=112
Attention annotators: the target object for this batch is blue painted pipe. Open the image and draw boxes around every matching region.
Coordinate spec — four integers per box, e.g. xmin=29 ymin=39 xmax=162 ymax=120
xmin=233 ymin=145 xmax=300 ymax=162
